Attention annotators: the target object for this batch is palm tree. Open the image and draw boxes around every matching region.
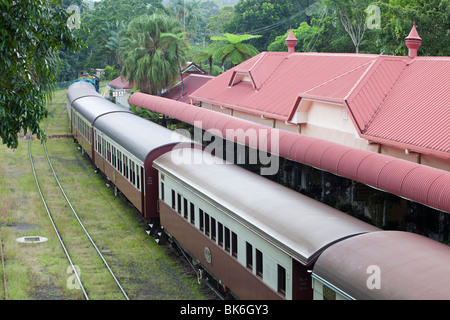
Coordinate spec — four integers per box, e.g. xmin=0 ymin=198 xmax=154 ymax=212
xmin=160 ymin=31 xmax=189 ymax=98
xmin=118 ymin=15 xmax=183 ymax=95
xmin=210 ymin=33 xmax=262 ymax=69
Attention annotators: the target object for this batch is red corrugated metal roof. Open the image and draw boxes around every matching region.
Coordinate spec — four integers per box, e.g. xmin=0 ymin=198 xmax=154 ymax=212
xmin=190 ymin=52 xmax=378 ymax=120
xmin=190 ymin=50 xmax=450 ymax=160
xmin=345 ymin=57 xmax=408 ymax=132
xmin=129 ymin=93 xmax=450 ymax=213
xmin=162 ymin=74 xmax=214 ymax=104
xmin=108 ymin=76 xmax=135 ymax=89
xmin=361 ymin=58 xmax=450 ymax=158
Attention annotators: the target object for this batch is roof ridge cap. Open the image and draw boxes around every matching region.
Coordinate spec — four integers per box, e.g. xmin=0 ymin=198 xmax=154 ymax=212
xmin=247 ymin=52 xmax=267 ymax=73
xmin=302 ymin=59 xmax=376 ymax=96
xmin=355 ymin=57 xmax=409 ymax=132
xmin=256 ymin=54 xmax=290 ymax=90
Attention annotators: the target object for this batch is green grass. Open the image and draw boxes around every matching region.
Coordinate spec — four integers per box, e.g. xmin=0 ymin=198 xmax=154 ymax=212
xmin=0 ymin=88 xmax=208 ymax=300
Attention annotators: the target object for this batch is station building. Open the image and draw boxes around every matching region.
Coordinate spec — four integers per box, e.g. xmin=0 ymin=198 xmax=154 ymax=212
xmin=130 ymin=24 xmax=450 ymax=243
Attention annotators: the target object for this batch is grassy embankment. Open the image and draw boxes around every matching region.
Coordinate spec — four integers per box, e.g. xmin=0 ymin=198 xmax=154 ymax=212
xmin=0 ymin=87 xmax=207 ymax=300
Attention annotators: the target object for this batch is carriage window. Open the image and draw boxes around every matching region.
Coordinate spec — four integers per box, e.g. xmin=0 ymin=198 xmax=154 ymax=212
xmin=199 ymin=209 xmax=204 ymax=231
xmin=123 ymin=154 xmax=128 ymax=178
xmin=205 ymin=213 xmax=210 ymax=236
xmin=160 ymin=182 xmax=164 ymax=201
xmin=136 ymin=166 xmax=141 ymax=190
xmin=211 ymin=217 xmax=216 ymax=241
xmin=246 ymin=242 xmax=253 ymax=270
xmin=97 ymin=135 xmax=102 ymax=153
xmin=112 ymin=146 xmax=116 ymax=167
xmin=323 ymin=285 xmax=336 ymax=300
xmin=183 ymin=198 xmax=188 ymax=219
xmin=177 ymin=193 xmax=182 ymax=214
xmin=102 ymin=138 xmax=106 ymax=157
xmin=231 ymin=232 xmax=237 ymax=258
xmin=256 ymin=249 xmax=263 ymax=278
xmin=106 ymin=142 xmax=110 ymax=162
xmin=218 ymin=222 xmax=223 ymax=247
xmin=129 ymin=160 xmax=133 ymax=184
xmin=224 ymin=227 xmax=230 ymax=253
xmin=171 ymin=190 xmax=176 ymax=209
xmin=118 ymin=151 xmax=122 ymax=173
xmin=190 ymin=203 xmax=195 ymax=225
xmin=130 ymin=160 xmax=135 ymax=185
xmin=277 ymin=265 xmax=286 ymax=296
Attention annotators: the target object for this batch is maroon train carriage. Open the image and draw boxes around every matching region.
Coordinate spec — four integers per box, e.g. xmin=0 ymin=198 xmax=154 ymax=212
xmin=69 ymin=88 xmax=132 ymax=160
xmin=67 ymin=81 xmax=450 ymax=301
xmin=67 ymin=81 xmax=196 ymax=218
xmin=66 ymin=80 xmax=103 ymax=117
xmin=92 ymin=112 xmax=196 ymax=218
xmin=152 ymin=148 xmax=379 ymax=300
xmin=311 ymin=231 xmax=450 ymax=300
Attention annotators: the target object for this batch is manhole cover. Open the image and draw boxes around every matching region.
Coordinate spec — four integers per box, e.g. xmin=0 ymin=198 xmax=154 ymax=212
xmin=16 ymin=236 xmax=48 ymax=244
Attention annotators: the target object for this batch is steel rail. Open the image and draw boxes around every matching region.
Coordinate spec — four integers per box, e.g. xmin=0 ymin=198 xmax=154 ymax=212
xmin=42 ymin=135 xmax=129 ymax=300
xmin=0 ymin=235 xmax=7 ymax=299
xmin=28 ymin=134 xmax=89 ymax=300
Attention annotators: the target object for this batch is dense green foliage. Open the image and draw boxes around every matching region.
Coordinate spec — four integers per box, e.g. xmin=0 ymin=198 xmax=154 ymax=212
xmin=0 ymin=0 xmax=84 ymax=148
xmin=118 ymin=15 xmax=186 ymax=95
xmin=59 ymin=0 xmax=450 ymax=82
xmin=210 ymin=33 xmax=261 ymax=67
xmin=1 ymin=0 xmax=448 ymax=148
xmin=223 ymin=0 xmax=295 ymax=51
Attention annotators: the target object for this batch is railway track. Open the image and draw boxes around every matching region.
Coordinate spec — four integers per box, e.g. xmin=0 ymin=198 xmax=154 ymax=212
xmin=28 ymin=123 xmax=129 ymax=300
xmin=0 ymin=235 xmax=6 ymax=300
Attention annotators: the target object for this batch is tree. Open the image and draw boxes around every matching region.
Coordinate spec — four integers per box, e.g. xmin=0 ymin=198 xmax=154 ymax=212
xmin=224 ymin=0 xmax=294 ymax=51
xmin=0 ymin=0 xmax=85 ymax=148
xmin=205 ymin=5 xmax=235 ymax=37
xmin=323 ymin=0 xmax=373 ymax=54
xmin=118 ymin=14 xmax=185 ymax=95
xmin=100 ymin=21 xmax=128 ymax=68
xmin=210 ymin=33 xmax=261 ymax=68
xmin=161 ymin=31 xmax=190 ymax=98
xmin=78 ymin=0 xmax=166 ymax=71
xmin=267 ymin=22 xmax=322 ymax=52
xmin=374 ymin=0 xmax=450 ymax=56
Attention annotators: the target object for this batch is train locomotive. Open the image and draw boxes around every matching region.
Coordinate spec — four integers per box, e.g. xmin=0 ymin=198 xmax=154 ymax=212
xmin=66 ymin=80 xmax=450 ymax=300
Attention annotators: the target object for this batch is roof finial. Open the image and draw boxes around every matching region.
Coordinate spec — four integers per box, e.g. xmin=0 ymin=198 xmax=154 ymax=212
xmin=286 ymin=28 xmax=298 ymax=54
xmin=405 ymin=21 xmax=422 ymax=58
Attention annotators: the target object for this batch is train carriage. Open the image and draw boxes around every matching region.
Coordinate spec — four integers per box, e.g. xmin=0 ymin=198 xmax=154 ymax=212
xmin=311 ymin=231 xmax=450 ymax=300
xmin=67 ymin=80 xmax=131 ymax=159
xmin=93 ymin=112 xmax=196 ymax=218
xmin=67 ymin=80 xmax=196 ymax=218
xmin=153 ymin=148 xmax=379 ymax=300
xmin=71 ymin=97 xmax=131 ymax=160
xmin=66 ymin=80 xmax=450 ymax=300
xmin=66 ymin=80 xmax=103 ymax=120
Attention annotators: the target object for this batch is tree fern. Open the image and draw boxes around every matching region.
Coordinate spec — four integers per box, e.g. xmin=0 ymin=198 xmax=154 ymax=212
xmin=210 ymin=33 xmax=261 ymax=68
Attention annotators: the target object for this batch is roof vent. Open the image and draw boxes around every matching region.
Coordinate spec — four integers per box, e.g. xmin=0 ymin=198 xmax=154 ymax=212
xmin=286 ymin=28 xmax=298 ymax=54
xmin=405 ymin=22 xmax=422 ymax=58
